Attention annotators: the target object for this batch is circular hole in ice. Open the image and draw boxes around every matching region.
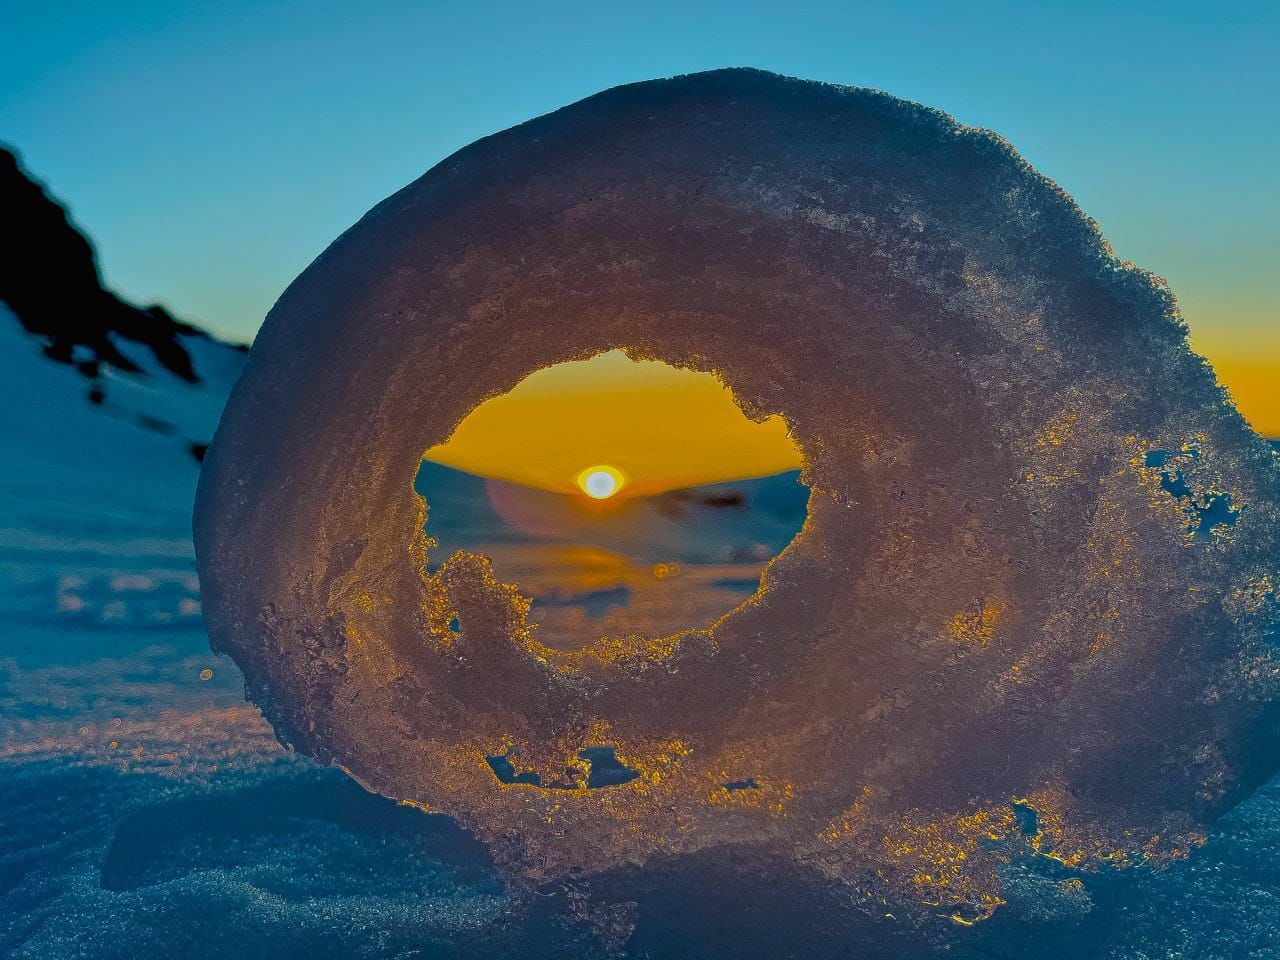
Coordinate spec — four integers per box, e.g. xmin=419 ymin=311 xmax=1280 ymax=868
xmin=416 ymin=350 xmax=809 ymax=650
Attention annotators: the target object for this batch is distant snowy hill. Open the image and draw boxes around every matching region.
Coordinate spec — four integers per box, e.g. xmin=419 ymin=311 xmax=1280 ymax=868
xmin=418 ymin=460 xmax=809 ymax=569
xmin=0 ymin=144 xmax=247 ymax=475
xmin=0 ymin=147 xmax=247 ymax=663
xmin=0 ymin=147 xmax=240 ymax=383
xmin=0 ymin=303 xmax=244 ymax=652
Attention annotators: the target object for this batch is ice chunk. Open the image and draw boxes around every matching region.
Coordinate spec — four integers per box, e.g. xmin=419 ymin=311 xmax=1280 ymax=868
xmin=193 ymin=68 xmax=1280 ymax=932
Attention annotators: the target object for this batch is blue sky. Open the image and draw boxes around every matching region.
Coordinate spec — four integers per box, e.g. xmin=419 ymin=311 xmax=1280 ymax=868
xmin=2 ymin=0 xmax=1277 ymax=358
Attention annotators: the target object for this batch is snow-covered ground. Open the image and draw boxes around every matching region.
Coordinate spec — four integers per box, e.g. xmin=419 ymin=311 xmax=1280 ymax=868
xmin=0 ymin=304 xmax=229 ymax=658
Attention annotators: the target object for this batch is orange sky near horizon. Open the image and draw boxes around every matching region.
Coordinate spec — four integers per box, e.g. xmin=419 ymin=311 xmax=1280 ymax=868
xmin=423 ymin=351 xmax=804 ymax=496
xmin=1208 ymin=359 xmax=1279 ymax=439
xmin=1190 ymin=327 xmax=1280 ymax=440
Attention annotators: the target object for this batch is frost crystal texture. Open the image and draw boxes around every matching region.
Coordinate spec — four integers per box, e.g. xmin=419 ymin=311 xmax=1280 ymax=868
xmin=194 ymin=69 xmax=1280 ymax=931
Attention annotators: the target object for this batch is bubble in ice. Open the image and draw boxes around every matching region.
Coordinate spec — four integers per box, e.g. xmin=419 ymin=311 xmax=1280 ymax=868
xmin=194 ymin=69 xmax=1280 ymax=932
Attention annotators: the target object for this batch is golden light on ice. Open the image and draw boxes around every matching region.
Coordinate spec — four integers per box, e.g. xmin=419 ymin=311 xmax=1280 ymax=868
xmin=578 ymin=465 xmax=623 ymax=499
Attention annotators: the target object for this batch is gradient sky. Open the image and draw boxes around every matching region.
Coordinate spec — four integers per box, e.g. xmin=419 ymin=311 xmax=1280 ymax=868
xmin=424 ymin=351 xmax=803 ymax=494
xmin=2 ymin=2 xmax=1276 ymax=433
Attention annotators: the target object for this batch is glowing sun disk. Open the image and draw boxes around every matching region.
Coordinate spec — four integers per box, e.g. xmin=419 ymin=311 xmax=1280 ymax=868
xmin=579 ymin=466 xmax=623 ymax=499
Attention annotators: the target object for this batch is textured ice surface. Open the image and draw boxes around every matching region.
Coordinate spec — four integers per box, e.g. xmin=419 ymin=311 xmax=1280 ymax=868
xmin=194 ymin=68 xmax=1280 ymax=937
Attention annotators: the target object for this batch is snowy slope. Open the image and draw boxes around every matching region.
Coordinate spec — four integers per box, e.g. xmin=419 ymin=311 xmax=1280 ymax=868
xmin=0 ymin=303 xmax=244 ymax=666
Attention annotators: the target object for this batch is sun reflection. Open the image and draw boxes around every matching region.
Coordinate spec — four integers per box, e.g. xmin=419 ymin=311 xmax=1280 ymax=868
xmin=578 ymin=465 xmax=623 ymax=499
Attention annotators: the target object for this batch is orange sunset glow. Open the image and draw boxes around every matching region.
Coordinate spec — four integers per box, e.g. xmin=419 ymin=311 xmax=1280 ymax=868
xmin=1193 ymin=325 xmax=1280 ymax=439
xmin=423 ymin=351 xmax=804 ymax=495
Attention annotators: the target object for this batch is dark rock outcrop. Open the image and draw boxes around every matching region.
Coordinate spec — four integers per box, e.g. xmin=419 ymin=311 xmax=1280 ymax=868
xmin=0 ymin=145 xmax=244 ymax=382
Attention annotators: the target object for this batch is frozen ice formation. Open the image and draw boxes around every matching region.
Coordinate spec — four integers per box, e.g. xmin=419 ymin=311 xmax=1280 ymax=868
xmin=194 ymin=69 xmax=1280 ymax=928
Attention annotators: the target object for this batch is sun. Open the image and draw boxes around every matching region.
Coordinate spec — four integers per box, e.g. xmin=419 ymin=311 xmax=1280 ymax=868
xmin=577 ymin=465 xmax=624 ymax=499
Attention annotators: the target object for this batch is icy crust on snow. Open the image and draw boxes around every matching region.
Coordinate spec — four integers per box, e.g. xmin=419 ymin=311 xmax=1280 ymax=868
xmin=194 ymin=69 xmax=1280 ymax=927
